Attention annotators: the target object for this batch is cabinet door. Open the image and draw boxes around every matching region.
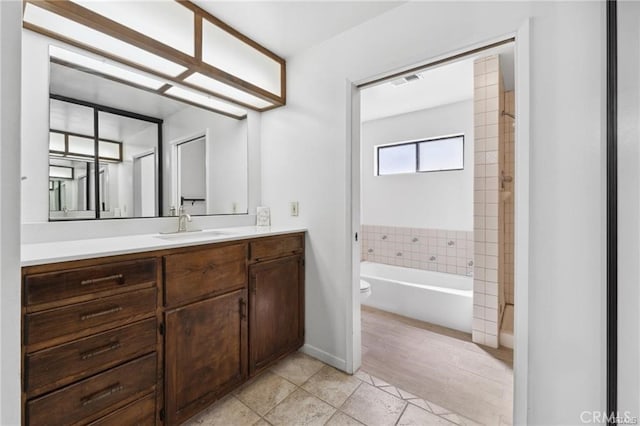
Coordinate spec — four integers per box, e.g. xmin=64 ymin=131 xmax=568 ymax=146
xmin=164 ymin=289 xmax=248 ymax=425
xmin=249 ymin=255 xmax=304 ymax=375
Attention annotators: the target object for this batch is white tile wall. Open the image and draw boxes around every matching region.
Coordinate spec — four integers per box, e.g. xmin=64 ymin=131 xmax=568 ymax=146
xmin=472 ymin=56 xmax=501 ymax=348
xmin=360 ymin=225 xmax=473 ymax=276
xmin=503 ymin=90 xmax=515 ymax=305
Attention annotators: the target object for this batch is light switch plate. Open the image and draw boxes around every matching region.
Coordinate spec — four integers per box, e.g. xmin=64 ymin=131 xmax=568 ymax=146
xmin=290 ymin=201 xmax=299 ymax=216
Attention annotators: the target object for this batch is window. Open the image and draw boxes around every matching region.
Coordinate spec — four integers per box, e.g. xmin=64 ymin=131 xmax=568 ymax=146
xmin=376 ymin=135 xmax=464 ymax=176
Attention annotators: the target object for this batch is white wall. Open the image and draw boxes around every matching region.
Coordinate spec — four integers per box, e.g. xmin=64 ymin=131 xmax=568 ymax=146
xmin=21 ymin=30 xmax=49 ymax=223
xmin=617 ymin=0 xmax=640 ymax=418
xmin=0 ymin=1 xmax=22 ymax=423
xmin=361 ymin=100 xmax=473 ymax=230
xmin=163 ymin=104 xmax=249 ymax=215
xmin=260 ymin=2 xmax=606 ymax=424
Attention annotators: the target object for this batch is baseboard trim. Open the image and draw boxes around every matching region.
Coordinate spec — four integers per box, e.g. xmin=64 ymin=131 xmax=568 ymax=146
xmin=499 ymin=331 xmax=514 ymax=349
xmin=300 ymin=344 xmax=347 ymax=372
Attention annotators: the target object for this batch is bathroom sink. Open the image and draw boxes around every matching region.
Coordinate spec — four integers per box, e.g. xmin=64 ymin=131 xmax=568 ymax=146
xmin=154 ymin=230 xmax=235 ymax=241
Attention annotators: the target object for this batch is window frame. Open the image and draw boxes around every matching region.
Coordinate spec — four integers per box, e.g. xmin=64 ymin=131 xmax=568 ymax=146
xmin=375 ymin=134 xmax=465 ymax=176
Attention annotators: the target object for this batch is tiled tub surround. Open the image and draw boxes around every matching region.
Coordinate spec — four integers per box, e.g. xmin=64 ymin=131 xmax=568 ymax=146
xmin=360 ymin=225 xmax=474 ymax=277
xmin=473 ymin=55 xmax=501 ymax=348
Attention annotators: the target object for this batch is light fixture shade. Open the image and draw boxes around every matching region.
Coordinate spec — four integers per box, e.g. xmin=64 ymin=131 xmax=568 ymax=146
xmin=184 ymin=73 xmax=274 ymax=109
xmin=49 ymin=165 xmax=74 ymax=179
xmin=69 ymin=0 xmax=195 ymax=56
xmin=23 ymin=0 xmax=286 ymax=115
xmin=49 ymin=132 xmax=65 ymax=152
xmin=202 ymin=19 xmax=282 ymax=98
xmin=165 ymin=86 xmax=247 ymax=118
xmin=50 ymin=46 xmax=165 ymax=90
xmin=24 ymin=2 xmax=188 ymax=77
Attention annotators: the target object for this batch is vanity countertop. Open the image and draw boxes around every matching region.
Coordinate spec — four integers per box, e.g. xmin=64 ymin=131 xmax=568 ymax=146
xmin=21 ymin=226 xmax=307 ymax=267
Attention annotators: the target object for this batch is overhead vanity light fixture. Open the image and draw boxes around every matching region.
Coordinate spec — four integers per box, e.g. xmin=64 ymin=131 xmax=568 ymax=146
xmin=49 ymin=46 xmax=166 ymax=91
xmin=50 ymin=45 xmax=248 ymax=118
xmin=165 ymin=86 xmax=248 ymax=118
xmin=22 ymin=0 xmax=286 ymax=116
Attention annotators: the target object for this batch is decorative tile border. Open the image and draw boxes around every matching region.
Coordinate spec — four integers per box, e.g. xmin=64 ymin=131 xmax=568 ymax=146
xmin=354 ymin=369 xmax=483 ymax=425
xmin=360 ymin=225 xmax=474 ymax=277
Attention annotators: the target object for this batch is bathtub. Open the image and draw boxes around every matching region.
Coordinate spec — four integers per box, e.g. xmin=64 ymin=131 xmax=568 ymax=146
xmin=360 ymin=261 xmax=473 ymax=333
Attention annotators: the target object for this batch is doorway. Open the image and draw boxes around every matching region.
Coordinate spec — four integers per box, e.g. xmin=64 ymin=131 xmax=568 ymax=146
xmin=133 ymin=150 xmax=157 ymax=217
xmin=348 ymin=34 xmax=530 ymax=425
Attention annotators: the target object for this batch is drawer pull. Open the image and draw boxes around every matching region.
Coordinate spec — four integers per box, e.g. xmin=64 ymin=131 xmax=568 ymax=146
xmin=80 ymin=274 xmax=124 ymax=286
xmin=80 ymin=342 xmax=121 ymax=360
xmin=80 ymin=306 xmax=123 ymax=321
xmin=80 ymin=383 xmax=124 ymax=407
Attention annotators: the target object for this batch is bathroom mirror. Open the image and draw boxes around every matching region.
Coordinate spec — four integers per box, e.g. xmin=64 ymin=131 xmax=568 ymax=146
xmin=42 ymin=46 xmax=248 ymax=220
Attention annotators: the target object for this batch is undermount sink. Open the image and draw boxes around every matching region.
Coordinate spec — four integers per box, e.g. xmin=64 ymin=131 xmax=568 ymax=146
xmin=154 ymin=229 xmax=235 ymax=241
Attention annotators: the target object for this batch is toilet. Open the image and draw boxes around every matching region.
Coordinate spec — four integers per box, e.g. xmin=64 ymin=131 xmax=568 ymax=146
xmin=360 ymin=279 xmax=372 ymax=301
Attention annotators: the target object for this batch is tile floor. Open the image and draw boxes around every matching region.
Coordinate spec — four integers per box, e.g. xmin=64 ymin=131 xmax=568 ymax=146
xmin=361 ymin=307 xmax=513 ymax=425
xmin=184 ymin=351 xmax=478 ymax=426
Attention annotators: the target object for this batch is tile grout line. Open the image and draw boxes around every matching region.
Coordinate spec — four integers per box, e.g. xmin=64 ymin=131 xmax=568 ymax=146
xmin=393 ymin=400 xmax=409 ymax=426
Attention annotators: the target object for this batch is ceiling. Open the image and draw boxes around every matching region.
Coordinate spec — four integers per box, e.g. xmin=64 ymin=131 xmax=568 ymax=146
xmin=192 ymin=1 xmax=405 ymax=58
xmin=361 ymin=43 xmax=515 ymax=122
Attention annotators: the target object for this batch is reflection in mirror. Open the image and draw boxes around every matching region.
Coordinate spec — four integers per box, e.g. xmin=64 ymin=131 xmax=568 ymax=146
xmin=98 ymin=110 xmax=159 ymax=218
xmin=49 ymin=158 xmax=95 ymax=219
xmin=44 ymin=45 xmax=249 ymax=221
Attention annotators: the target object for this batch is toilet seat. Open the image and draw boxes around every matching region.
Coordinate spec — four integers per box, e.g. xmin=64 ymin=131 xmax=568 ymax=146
xmin=360 ymin=279 xmax=372 ymax=300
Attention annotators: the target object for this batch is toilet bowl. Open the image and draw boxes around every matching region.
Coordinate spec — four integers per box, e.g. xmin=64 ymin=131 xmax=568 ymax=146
xmin=360 ymin=279 xmax=372 ymax=301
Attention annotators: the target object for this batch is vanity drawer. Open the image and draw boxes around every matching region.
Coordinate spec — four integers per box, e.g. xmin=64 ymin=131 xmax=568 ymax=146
xmin=25 ymin=288 xmax=157 ymax=350
xmin=26 ymin=353 xmax=156 ymax=426
xmin=250 ymin=234 xmax=304 ymax=261
xmin=26 ymin=318 xmax=157 ymax=398
xmin=164 ymin=243 xmax=247 ymax=307
xmin=25 ymin=258 xmax=157 ymax=307
xmin=87 ymin=392 xmax=156 ymax=426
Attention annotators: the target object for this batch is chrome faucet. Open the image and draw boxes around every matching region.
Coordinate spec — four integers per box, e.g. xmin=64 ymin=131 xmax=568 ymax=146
xmin=177 ymin=206 xmax=192 ymax=232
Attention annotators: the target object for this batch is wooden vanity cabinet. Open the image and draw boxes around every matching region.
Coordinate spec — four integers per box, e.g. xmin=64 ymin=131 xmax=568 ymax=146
xmin=21 ymin=232 xmax=305 ymax=426
xmin=163 ymin=243 xmax=248 ymax=425
xmin=249 ymin=234 xmax=305 ymax=376
xmin=21 ymin=256 xmax=161 ymax=426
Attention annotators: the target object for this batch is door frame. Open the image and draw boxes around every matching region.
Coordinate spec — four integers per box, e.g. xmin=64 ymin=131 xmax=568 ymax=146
xmin=169 ymin=131 xmax=210 ymax=215
xmin=345 ymin=20 xmax=530 ymax=424
xmin=132 ymin=149 xmax=157 ymax=217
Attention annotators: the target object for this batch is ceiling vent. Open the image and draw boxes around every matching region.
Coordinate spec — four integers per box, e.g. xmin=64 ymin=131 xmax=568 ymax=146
xmin=390 ymin=73 xmax=422 ymax=87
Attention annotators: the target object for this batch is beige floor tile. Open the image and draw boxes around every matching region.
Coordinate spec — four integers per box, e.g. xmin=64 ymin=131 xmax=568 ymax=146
xmin=235 ymin=371 xmax=297 ymax=416
xmin=325 ymin=411 xmax=364 ymax=425
xmin=441 ymin=412 xmax=483 ymax=426
xmin=397 ymin=403 xmax=454 ymax=426
xmin=397 ymin=389 xmax=419 ymax=400
xmin=302 ymin=365 xmax=361 ymax=407
xmin=408 ymin=398 xmax=432 ymax=412
xmin=270 ymin=351 xmax=325 ymax=385
xmin=353 ymin=369 xmax=374 ymax=385
xmin=264 ymin=388 xmax=335 ymax=426
xmin=379 ymin=385 xmax=402 ymax=398
xmin=252 ymin=420 xmax=271 ymax=426
xmin=183 ymin=396 xmax=261 ymax=426
xmin=426 ymin=400 xmax=451 ymax=415
xmin=341 ymin=382 xmax=407 ymax=426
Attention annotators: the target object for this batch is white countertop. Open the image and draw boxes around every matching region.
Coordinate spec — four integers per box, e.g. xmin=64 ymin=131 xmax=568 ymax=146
xmin=21 ymin=226 xmax=307 ymax=267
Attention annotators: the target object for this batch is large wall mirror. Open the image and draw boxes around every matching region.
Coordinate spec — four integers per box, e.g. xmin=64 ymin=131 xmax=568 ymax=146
xmin=43 ymin=45 xmax=249 ymax=221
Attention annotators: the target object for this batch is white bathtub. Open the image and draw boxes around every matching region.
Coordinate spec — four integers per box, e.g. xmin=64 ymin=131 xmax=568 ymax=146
xmin=360 ymin=261 xmax=472 ymax=333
